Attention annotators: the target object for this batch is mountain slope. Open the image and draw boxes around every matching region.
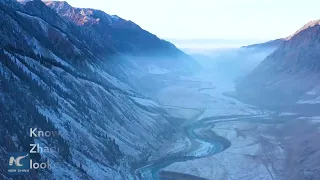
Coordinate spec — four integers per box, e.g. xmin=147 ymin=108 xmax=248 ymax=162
xmin=0 ymin=0 xmax=185 ymax=179
xmin=236 ymin=19 xmax=320 ymax=109
xmin=44 ymin=1 xmax=199 ymax=71
xmin=241 ymin=38 xmax=285 ymax=49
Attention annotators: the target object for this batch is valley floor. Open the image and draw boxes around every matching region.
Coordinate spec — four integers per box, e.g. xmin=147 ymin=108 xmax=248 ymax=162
xmin=136 ymin=70 xmax=320 ymax=180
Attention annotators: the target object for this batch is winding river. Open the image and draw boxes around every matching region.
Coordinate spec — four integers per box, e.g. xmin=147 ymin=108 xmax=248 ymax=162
xmin=134 ymin=112 xmax=298 ymax=180
xmin=134 ymin=115 xmax=247 ymax=180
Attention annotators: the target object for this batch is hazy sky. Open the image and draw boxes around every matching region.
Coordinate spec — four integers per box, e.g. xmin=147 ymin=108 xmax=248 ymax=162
xmin=62 ymin=0 xmax=319 ymax=40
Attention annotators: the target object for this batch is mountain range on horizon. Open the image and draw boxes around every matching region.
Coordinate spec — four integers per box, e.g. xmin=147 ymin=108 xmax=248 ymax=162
xmin=168 ymin=38 xmax=269 ymax=44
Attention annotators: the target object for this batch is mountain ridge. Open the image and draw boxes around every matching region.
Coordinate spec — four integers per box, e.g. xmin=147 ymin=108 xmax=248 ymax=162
xmin=45 ymin=1 xmax=190 ymax=59
xmin=286 ymin=19 xmax=320 ymax=40
xmin=236 ymin=18 xmax=320 ymax=110
xmin=241 ymin=38 xmax=285 ymax=49
xmin=0 ymin=0 xmax=195 ymax=179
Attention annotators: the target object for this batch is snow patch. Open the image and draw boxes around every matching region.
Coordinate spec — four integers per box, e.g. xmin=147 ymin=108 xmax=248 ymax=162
xmin=188 ymin=140 xmax=215 ymax=157
xmin=130 ymin=97 xmax=159 ymax=108
xmin=147 ymin=65 xmax=169 ymax=74
xmin=298 ymin=96 xmax=320 ymax=104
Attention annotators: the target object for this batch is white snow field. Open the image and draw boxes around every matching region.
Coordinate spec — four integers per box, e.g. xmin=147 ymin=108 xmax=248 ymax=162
xmin=147 ymin=70 xmax=291 ymax=180
xmin=163 ymin=120 xmax=286 ymax=180
xmin=155 ymin=70 xmax=262 ymax=121
xmin=153 ymin=69 xmax=320 ymax=180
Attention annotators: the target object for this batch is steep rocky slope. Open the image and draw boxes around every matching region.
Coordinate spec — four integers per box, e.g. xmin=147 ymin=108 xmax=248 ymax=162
xmin=44 ymin=1 xmax=199 ymax=72
xmin=236 ymin=19 xmax=320 ymax=110
xmin=0 ymin=0 xmax=196 ymax=179
xmin=44 ymin=1 xmax=200 ymax=94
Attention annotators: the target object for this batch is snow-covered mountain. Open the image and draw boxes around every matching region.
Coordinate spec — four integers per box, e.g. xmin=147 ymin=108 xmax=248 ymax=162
xmin=236 ymin=19 xmax=320 ymax=111
xmin=45 ymin=1 xmax=200 ymax=71
xmin=0 ymin=0 xmax=199 ymax=179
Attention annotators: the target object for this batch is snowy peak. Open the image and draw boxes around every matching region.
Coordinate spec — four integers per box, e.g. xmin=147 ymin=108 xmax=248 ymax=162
xmin=286 ymin=19 xmax=320 ymax=40
xmin=44 ymin=0 xmax=198 ymax=65
xmin=21 ymin=0 xmax=70 ymax=31
xmin=44 ymin=1 xmax=122 ymax=26
xmin=43 ymin=1 xmax=73 ymax=13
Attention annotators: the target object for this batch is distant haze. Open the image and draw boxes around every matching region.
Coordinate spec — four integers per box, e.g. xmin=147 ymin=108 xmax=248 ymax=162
xmin=168 ymin=39 xmax=269 ymax=53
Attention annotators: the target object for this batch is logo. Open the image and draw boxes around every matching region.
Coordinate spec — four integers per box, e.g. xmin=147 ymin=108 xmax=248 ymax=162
xmin=7 ymin=128 xmax=60 ymax=176
xmin=8 ymin=152 xmax=30 ymax=175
